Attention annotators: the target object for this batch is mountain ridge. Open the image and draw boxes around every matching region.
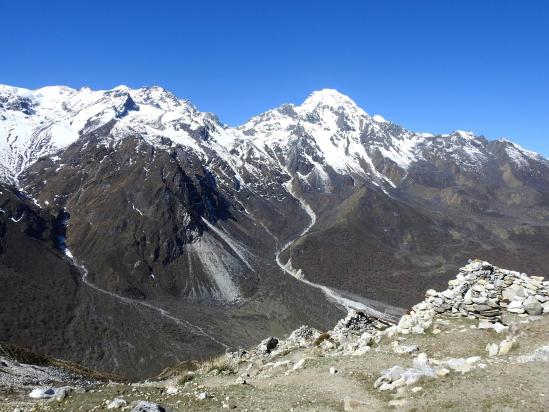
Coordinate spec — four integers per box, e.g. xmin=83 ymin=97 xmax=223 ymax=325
xmin=1 ymin=84 xmax=546 ymax=186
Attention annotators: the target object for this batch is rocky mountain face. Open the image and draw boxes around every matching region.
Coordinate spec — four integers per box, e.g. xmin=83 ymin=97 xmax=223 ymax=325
xmin=0 ymin=84 xmax=548 ymax=378
xmin=0 ymin=183 xmax=265 ymax=380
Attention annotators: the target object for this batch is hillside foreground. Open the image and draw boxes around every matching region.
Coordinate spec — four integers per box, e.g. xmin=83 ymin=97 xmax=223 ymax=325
xmin=2 ymin=260 xmax=549 ymax=411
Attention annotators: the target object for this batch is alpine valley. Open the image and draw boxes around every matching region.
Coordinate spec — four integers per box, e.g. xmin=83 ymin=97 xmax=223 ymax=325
xmin=1 ymin=84 xmax=548 ymax=380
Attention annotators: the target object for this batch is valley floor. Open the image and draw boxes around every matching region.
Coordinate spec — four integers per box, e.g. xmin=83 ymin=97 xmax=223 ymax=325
xmin=4 ymin=313 xmax=548 ymax=411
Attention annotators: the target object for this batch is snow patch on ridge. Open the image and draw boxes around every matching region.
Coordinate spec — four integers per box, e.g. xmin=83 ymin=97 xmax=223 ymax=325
xmin=49 ymin=122 xmax=80 ymax=148
xmin=372 ymin=114 xmax=388 ymax=123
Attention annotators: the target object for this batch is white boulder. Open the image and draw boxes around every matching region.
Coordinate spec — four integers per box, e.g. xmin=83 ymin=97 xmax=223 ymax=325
xmin=502 ymin=284 xmax=527 ymax=301
xmin=523 ymin=296 xmax=543 ymax=315
xmin=107 ymin=398 xmax=127 ymax=409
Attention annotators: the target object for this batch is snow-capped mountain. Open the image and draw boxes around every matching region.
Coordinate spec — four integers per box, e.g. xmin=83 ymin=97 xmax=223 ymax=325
xmin=1 ymin=85 xmax=546 ymax=188
xmin=0 ymin=84 xmax=237 ymax=182
xmin=1 ymin=83 xmax=548 ymax=378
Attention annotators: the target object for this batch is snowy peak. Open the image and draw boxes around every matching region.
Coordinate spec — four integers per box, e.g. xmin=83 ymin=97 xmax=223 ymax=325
xmin=33 ymin=86 xmax=78 ymax=105
xmin=239 ymin=89 xmax=370 ymax=134
xmin=295 ymin=89 xmax=372 ymax=135
xmin=495 ymin=138 xmax=547 ymax=168
xmin=128 ymin=86 xmax=191 ymax=112
xmin=298 ymin=89 xmax=365 ymax=115
xmin=236 ymin=89 xmax=409 ymax=186
xmin=451 ymin=130 xmax=476 ymax=139
xmin=372 ymin=114 xmax=388 ymax=123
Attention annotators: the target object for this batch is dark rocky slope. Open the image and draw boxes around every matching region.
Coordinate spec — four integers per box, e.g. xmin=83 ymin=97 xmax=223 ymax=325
xmin=0 ymin=182 xmax=341 ymax=379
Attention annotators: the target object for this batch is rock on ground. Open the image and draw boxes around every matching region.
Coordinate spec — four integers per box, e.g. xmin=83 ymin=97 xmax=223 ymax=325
xmin=131 ymin=401 xmax=166 ymax=412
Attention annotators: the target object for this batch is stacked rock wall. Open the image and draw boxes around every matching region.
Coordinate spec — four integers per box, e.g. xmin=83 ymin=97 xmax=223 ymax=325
xmin=397 ymin=261 xmax=549 ymax=334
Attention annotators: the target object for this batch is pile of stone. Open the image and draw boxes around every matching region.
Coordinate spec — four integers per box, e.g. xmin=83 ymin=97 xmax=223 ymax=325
xmin=250 ymin=311 xmax=391 ymax=359
xmin=131 ymin=401 xmax=166 ymax=412
xmin=322 ymin=310 xmax=391 ymax=355
xmin=374 ymin=352 xmax=485 ymax=392
xmin=333 ymin=310 xmax=391 ymax=336
xmin=253 ymin=326 xmax=322 ymax=356
xmin=256 ymin=337 xmax=279 ymax=355
xmin=283 ymin=325 xmax=321 ymax=349
xmin=374 ymin=353 xmax=439 ymax=391
xmin=397 ymin=261 xmax=549 ymax=334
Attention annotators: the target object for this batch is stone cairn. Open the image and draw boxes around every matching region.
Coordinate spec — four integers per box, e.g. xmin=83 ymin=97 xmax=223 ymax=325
xmin=397 ymin=260 xmax=549 ymax=334
xmin=332 ymin=310 xmax=392 ymax=338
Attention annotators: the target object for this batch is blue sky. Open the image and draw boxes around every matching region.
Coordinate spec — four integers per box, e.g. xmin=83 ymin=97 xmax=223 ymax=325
xmin=1 ymin=0 xmax=547 ymax=155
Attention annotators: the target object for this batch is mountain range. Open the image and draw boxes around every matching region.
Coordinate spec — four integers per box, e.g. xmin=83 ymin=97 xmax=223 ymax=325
xmin=1 ymin=84 xmax=548 ymax=378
